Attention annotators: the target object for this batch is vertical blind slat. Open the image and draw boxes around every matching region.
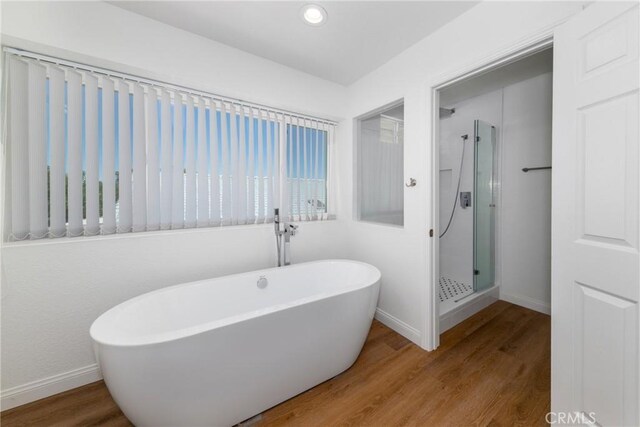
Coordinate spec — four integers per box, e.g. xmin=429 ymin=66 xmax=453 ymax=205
xmin=197 ymin=98 xmax=208 ymax=226
xmin=280 ymin=115 xmax=289 ymax=221
xmin=267 ymin=115 xmax=276 ymax=222
xmin=285 ymin=116 xmax=291 ymax=221
xmin=171 ymin=94 xmax=184 ymax=229
xmin=49 ymin=66 xmax=67 ymax=237
xmin=27 ymin=62 xmax=47 ymax=239
xmin=257 ymin=111 xmax=265 ymax=223
xmin=131 ymin=83 xmax=147 ymax=232
xmin=146 ymin=87 xmax=160 ymax=231
xmin=209 ymin=101 xmax=220 ymax=226
xmin=220 ymin=102 xmax=231 ymax=225
xmin=302 ymin=119 xmax=309 ymax=221
xmin=9 ymin=57 xmax=29 ymax=240
xmin=264 ymin=115 xmax=271 ymax=222
xmin=325 ymin=123 xmax=334 ymax=220
xmin=262 ymin=116 xmax=268 ymax=222
xmin=247 ymin=108 xmax=255 ymax=224
xmin=316 ymin=121 xmax=322 ymax=220
xmin=101 ymin=77 xmax=116 ymax=234
xmin=67 ymin=70 xmax=84 ymax=236
xmin=289 ymin=117 xmax=295 ymax=221
xmin=292 ymin=117 xmax=298 ymax=221
xmin=296 ymin=118 xmax=302 ymax=221
xmin=309 ymin=122 xmax=320 ymax=220
xmin=184 ymin=96 xmax=196 ymax=228
xmin=237 ymin=105 xmax=247 ymax=224
xmin=159 ymin=90 xmax=172 ymax=229
xmin=84 ymin=73 xmax=100 ymax=235
xmin=312 ymin=121 xmax=319 ymax=220
xmin=230 ymin=103 xmax=239 ymax=225
xmin=117 ymin=80 xmax=132 ymax=233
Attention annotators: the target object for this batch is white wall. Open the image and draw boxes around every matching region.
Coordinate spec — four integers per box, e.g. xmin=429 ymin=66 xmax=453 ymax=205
xmin=0 ymin=1 xmax=349 ymax=407
xmin=500 ymin=73 xmax=553 ymax=314
xmin=340 ymin=1 xmax=585 ymax=348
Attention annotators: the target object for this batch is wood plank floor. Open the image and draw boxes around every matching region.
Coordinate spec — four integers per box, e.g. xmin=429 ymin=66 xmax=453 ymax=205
xmin=1 ymin=301 xmax=550 ymax=427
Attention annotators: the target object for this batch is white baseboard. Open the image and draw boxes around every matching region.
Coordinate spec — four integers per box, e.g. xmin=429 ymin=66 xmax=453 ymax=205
xmin=374 ymin=308 xmax=421 ymax=344
xmin=500 ymin=292 xmax=550 ymax=315
xmin=439 ymin=286 xmax=500 ymax=333
xmin=1 ymin=364 xmax=102 ymax=411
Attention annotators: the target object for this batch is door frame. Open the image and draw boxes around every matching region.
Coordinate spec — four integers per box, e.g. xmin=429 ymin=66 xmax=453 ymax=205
xmin=424 ymin=30 xmax=555 ymax=350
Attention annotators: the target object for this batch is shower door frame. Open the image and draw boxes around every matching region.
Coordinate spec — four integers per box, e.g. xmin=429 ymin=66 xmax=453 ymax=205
xmin=425 ymin=32 xmax=554 ymax=351
xmin=473 ymin=119 xmax=497 ymax=294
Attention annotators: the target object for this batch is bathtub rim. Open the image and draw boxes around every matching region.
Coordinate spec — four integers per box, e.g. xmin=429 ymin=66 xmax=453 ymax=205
xmin=90 ymin=259 xmax=381 ymax=348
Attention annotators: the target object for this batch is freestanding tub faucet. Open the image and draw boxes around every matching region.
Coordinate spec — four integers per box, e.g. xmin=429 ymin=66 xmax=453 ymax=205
xmin=274 ymin=208 xmax=298 ymax=266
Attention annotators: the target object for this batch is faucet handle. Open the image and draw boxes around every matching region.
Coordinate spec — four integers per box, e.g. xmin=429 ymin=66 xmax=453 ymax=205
xmin=287 ymin=223 xmax=298 ymax=235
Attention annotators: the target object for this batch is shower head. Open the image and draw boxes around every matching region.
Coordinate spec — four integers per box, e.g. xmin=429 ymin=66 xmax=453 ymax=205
xmin=439 ymin=107 xmax=455 ymax=118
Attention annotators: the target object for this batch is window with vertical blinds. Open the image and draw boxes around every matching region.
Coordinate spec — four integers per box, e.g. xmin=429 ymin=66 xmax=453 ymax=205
xmin=3 ymin=50 xmax=335 ymax=241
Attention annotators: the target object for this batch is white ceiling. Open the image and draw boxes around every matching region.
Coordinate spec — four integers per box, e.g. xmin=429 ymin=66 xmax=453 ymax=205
xmin=108 ymin=1 xmax=479 ymax=85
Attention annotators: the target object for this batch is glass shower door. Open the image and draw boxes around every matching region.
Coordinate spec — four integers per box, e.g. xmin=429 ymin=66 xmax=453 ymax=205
xmin=473 ymin=120 xmax=495 ymax=292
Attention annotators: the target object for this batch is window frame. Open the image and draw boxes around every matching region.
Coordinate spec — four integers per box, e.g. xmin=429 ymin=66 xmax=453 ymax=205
xmin=1 ymin=48 xmax=336 ymax=243
xmin=354 ymin=98 xmax=405 ymax=228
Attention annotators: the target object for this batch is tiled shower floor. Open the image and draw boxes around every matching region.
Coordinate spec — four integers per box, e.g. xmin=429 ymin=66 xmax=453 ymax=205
xmin=439 ymin=276 xmax=474 ymax=314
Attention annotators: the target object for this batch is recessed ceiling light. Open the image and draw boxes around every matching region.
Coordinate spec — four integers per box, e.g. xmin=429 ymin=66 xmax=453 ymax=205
xmin=301 ymin=4 xmax=327 ymax=26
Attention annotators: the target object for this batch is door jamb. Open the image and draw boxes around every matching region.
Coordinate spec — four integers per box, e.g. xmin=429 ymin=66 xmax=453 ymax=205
xmin=424 ymin=31 xmax=554 ymax=351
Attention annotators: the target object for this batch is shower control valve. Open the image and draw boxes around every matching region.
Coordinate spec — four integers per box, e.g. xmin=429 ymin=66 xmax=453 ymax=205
xmin=460 ymin=192 xmax=472 ymax=209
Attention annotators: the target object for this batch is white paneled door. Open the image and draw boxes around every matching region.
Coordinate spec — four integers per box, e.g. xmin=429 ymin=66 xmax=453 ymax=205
xmin=552 ymin=3 xmax=639 ymax=426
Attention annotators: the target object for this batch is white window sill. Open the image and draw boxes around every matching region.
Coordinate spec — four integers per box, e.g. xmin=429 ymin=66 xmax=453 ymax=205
xmin=355 ymin=218 xmax=405 ymax=229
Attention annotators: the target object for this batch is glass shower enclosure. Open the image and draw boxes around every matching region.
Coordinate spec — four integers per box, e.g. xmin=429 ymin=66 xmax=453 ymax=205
xmin=473 ymin=120 xmax=496 ymax=293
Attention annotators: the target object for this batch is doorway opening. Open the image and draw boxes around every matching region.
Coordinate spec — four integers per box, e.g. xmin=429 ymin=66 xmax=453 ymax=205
xmin=434 ymin=47 xmax=554 ymax=333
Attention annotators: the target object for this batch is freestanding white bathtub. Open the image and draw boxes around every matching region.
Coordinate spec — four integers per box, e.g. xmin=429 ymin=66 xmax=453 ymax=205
xmin=90 ymin=259 xmax=381 ymax=426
